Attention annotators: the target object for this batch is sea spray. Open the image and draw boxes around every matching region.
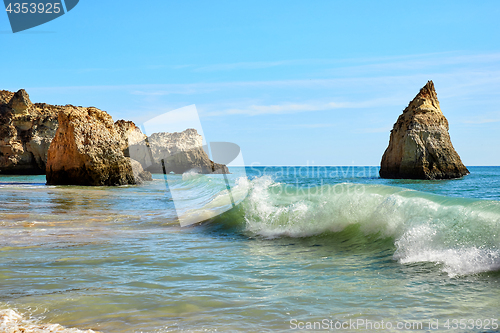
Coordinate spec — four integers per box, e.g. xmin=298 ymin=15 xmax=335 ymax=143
xmin=239 ymin=176 xmax=500 ymax=276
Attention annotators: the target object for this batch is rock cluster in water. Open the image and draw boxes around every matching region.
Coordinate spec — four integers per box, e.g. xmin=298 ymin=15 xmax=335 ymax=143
xmin=380 ymin=81 xmax=469 ymax=180
xmin=0 ymin=89 xmax=228 ymax=185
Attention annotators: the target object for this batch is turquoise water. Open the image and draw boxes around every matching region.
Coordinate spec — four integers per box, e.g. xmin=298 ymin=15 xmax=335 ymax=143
xmin=0 ymin=167 xmax=499 ymax=332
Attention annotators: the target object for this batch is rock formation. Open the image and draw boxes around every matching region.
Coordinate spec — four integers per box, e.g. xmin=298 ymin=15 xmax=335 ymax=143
xmin=115 ymin=120 xmax=147 ymax=149
xmin=114 ymin=120 xmax=152 ymax=182
xmin=0 ymin=89 xmax=59 ymax=174
xmin=1 ymin=88 xmax=229 ymax=183
xmin=128 ymin=157 xmax=152 ymax=183
xmin=380 ymin=81 xmax=469 ymax=180
xmin=141 ymin=129 xmax=229 ymax=174
xmin=0 ymin=90 xmax=14 ymax=105
xmin=46 ymin=107 xmax=139 ymax=186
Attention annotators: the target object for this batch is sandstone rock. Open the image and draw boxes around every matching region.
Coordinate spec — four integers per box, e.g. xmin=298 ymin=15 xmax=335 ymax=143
xmin=114 ymin=120 xmax=153 ymax=183
xmin=0 ymin=89 xmax=59 ymax=174
xmin=380 ymin=81 xmax=469 ymax=180
xmin=114 ymin=119 xmax=147 ymax=148
xmin=114 ymin=119 xmax=151 ymax=164
xmin=129 ymin=157 xmax=153 ymax=183
xmin=0 ymin=90 xmax=14 ymax=105
xmin=144 ymin=129 xmax=229 ymax=174
xmin=8 ymin=89 xmax=33 ymax=115
xmin=46 ymin=107 xmax=137 ymax=186
xmin=1 ymin=88 xmax=228 ymax=181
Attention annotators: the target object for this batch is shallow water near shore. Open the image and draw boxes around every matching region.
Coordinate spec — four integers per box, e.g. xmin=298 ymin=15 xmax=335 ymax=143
xmin=1 ymin=167 xmax=499 ymax=332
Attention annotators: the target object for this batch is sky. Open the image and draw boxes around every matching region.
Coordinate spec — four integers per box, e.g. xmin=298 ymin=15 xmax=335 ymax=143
xmin=1 ymin=0 xmax=500 ymax=166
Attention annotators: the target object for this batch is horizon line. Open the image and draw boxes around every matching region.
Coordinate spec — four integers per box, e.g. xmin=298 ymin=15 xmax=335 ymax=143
xmin=228 ymin=165 xmax=497 ymax=167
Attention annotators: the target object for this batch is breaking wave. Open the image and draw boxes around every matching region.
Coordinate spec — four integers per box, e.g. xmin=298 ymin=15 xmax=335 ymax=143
xmin=229 ymin=176 xmax=500 ymax=277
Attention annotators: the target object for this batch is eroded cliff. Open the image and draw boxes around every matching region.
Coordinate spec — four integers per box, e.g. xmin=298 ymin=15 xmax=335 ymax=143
xmin=0 ymin=89 xmax=58 ymax=174
xmin=46 ymin=107 xmax=137 ymax=186
xmin=143 ymin=129 xmax=229 ymax=174
xmin=1 ymin=89 xmax=229 ymax=183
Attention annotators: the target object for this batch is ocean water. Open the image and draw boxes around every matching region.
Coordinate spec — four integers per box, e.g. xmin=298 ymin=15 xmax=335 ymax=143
xmin=0 ymin=166 xmax=499 ymax=332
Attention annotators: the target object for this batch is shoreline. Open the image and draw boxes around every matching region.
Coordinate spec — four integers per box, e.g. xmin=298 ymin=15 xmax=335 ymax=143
xmin=0 ymin=308 xmax=99 ymax=333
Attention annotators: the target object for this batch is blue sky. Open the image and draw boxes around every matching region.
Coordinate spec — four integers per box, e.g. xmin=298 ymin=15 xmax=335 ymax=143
xmin=1 ymin=1 xmax=500 ymax=165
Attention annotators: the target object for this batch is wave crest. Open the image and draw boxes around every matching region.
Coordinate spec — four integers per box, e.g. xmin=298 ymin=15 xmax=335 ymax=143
xmin=240 ymin=176 xmax=500 ymax=276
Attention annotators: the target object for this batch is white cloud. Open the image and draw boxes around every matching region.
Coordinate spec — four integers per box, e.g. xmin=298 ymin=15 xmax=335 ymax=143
xmin=463 ymin=118 xmax=500 ymax=124
xmin=193 ymin=60 xmax=290 ymax=72
xmin=208 ymin=102 xmax=342 ymax=116
xmin=357 ymin=126 xmax=393 ymax=133
xmin=202 ymin=96 xmax=405 ymax=117
xmin=295 ymin=123 xmax=335 ymax=129
xmin=183 ymin=51 xmax=500 ymax=75
xmin=25 ymin=51 xmax=500 ymax=123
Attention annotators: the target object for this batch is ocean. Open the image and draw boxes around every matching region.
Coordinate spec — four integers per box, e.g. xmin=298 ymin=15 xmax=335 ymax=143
xmin=0 ymin=166 xmax=499 ymax=332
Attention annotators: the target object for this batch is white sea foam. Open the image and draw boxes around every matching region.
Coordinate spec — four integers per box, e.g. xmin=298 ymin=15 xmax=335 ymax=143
xmin=0 ymin=309 xmax=98 ymax=333
xmin=181 ymin=169 xmax=202 ymax=180
xmin=241 ymin=176 xmax=500 ymax=276
xmin=394 ymin=224 xmax=500 ymax=277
